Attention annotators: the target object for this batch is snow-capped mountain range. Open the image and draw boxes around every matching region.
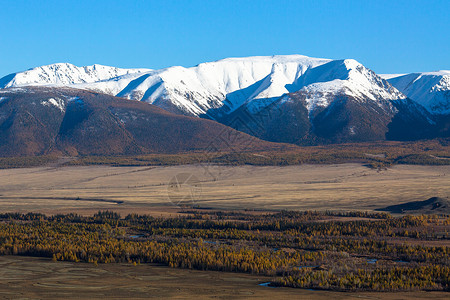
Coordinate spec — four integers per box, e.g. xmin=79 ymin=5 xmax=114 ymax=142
xmin=1 ymin=56 xmax=448 ymax=117
xmin=0 ymin=55 xmax=448 ymax=146
xmin=0 ymin=55 xmax=405 ymax=115
xmin=2 ymin=55 xmax=448 ymax=118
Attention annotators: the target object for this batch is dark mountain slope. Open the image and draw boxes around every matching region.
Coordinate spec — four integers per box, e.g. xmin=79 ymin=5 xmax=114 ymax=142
xmin=218 ymin=90 xmax=436 ymax=145
xmin=0 ymin=87 xmax=284 ymax=156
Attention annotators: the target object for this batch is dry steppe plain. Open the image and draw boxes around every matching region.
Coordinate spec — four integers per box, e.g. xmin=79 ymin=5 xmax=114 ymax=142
xmin=0 ymin=163 xmax=448 ymax=214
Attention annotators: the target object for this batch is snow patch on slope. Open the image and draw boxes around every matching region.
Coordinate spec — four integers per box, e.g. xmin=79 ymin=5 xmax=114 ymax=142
xmin=41 ymin=98 xmax=65 ymax=112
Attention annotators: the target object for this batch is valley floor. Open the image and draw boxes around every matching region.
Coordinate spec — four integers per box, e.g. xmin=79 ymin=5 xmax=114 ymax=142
xmin=0 ymin=163 xmax=448 ymax=214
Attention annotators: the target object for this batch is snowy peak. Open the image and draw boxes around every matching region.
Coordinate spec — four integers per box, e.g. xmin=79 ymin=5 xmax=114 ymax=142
xmin=293 ymin=59 xmax=402 ymax=97
xmin=0 ymin=63 xmax=151 ymax=88
xmin=386 ymin=71 xmax=450 ymax=114
xmin=246 ymin=58 xmax=405 ymax=115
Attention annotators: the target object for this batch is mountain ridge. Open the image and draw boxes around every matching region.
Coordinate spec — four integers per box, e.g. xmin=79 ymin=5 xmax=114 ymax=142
xmin=0 ymin=87 xmax=285 ymax=156
xmin=1 ymin=55 xmax=448 ymax=147
xmin=0 ymin=63 xmax=151 ymax=88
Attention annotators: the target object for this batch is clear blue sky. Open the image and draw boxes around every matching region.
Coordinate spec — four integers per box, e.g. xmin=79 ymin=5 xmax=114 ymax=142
xmin=0 ymin=0 xmax=449 ymax=77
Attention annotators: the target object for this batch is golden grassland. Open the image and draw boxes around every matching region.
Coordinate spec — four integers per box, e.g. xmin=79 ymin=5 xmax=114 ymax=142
xmin=0 ymin=163 xmax=448 ymax=215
